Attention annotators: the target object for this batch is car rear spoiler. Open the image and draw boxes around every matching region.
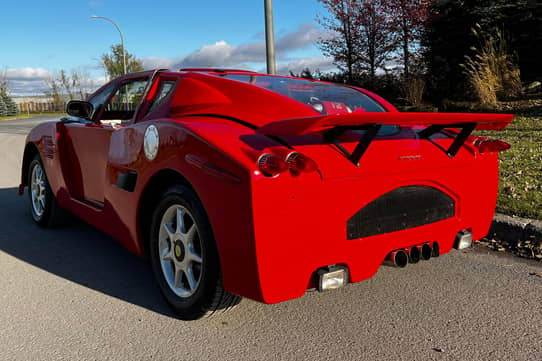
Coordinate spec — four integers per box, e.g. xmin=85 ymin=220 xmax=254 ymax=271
xmin=257 ymin=112 xmax=513 ymax=136
xmin=256 ymin=112 xmax=514 ymax=165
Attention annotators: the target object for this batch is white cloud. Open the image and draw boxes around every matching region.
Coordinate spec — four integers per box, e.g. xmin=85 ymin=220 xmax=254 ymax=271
xmin=4 ymin=67 xmax=52 ymax=81
xmin=142 ymin=23 xmax=331 ymax=71
xmin=275 ymin=57 xmax=336 ymax=75
xmin=141 ymin=57 xmax=177 ymax=70
xmin=276 ymin=24 xmax=327 ymax=52
xmin=3 ymin=67 xmax=105 ymax=96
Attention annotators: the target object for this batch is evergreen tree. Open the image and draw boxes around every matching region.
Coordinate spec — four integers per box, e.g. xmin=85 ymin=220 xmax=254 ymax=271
xmin=0 ymin=90 xmax=18 ymax=116
xmin=5 ymin=96 xmax=19 ymax=116
xmin=0 ymin=97 xmax=7 ymax=117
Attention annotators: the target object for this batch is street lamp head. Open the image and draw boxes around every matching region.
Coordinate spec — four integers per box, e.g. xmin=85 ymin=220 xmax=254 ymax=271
xmin=89 ymin=15 xmax=127 ymax=75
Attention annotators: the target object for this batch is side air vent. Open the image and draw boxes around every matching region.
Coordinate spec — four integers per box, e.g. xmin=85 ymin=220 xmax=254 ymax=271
xmin=347 ymin=186 xmax=455 ymax=240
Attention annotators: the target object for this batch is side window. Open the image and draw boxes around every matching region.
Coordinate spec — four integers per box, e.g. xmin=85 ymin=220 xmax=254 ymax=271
xmin=101 ymin=79 xmax=148 ymax=122
xmin=146 ymin=80 xmax=176 ymax=115
xmin=88 ymin=82 xmax=117 ymax=118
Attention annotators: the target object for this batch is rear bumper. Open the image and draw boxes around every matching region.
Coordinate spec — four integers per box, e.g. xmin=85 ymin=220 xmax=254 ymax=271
xmin=246 ymin=156 xmax=498 ymax=304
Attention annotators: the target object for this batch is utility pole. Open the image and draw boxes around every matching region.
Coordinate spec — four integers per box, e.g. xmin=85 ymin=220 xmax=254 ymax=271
xmin=91 ymin=16 xmax=127 ymax=75
xmin=264 ymin=0 xmax=276 ymax=75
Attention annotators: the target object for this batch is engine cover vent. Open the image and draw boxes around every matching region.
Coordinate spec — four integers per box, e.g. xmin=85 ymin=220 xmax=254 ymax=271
xmin=347 ymin=186 xmax=455 ymax=240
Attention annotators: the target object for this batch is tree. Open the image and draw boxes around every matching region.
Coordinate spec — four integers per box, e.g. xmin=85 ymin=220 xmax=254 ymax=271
xmin=0 ymin=96 xmax=6 ymax=117
xmin=101 ymin=44 xmax=144 ymax=79
xmin=317 ymin=0 xmax=396 ymax=84
xmin=5 ymin=96 xmax=18 ymax=115
xmin=0 ymin=73 xmax=19 ymax=116
xmin=45 ymin=75 xmax=64 ymax=111
xmin=356 ymin=0 xmax=396 ymax=83
xmin=317 ymin=0 xmax=362 ymax=83
xmin=387 ymin=0 xmax=431 ymax=78
xmin=59 ymin=70 xmax=73 ymax=100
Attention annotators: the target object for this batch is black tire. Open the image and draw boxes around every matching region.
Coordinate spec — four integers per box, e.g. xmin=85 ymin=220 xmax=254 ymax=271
xmin=27 ymin=154 xmax=71 ymax=227
xmin=149 ymin=184 xmax=241 ymax=320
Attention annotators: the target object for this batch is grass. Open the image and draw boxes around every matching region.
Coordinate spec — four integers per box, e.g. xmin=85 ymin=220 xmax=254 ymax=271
xmin=0 ymin=112 xmax=65 ymax=122
xmin=476 ymin=114 xmax=542 ymax=220
xmin=461 ymin=25 xmax=522 ymax=107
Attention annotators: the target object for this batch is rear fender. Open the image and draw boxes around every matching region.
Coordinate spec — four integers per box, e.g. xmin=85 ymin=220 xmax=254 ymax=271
xmin=110 ymin=119 xmax=268 ymax=300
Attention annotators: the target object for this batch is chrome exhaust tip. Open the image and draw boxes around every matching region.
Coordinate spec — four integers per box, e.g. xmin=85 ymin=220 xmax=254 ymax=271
xmin=454 ymin=230 xmax=473 ymax=250
xmin=384 ymin=249 xmax=409 ymax=268
xmin=421 ymin=243 xmax=432 ymax=261
xmin=409 ymin=246 xmax=421 ymax=264
xmin=432 ymin=242 xmax=440 ymax=258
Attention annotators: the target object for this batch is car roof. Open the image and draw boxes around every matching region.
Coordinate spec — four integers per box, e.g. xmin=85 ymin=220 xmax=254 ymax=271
xmin=117 ymin=68 xmax=315 ymax=82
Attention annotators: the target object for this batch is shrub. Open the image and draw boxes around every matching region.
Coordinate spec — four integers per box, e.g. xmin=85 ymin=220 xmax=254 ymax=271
xmin=401 ymin=76 xmax=426 ymax=107
xmin=461 ymin=25 xmax=523 ymax=107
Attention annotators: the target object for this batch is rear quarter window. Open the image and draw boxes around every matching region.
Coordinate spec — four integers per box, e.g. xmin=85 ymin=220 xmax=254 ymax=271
xmin=147 ymin=80 xmax=176 ymax=115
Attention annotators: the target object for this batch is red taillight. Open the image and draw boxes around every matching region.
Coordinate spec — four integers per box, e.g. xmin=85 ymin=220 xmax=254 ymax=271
xmin=257 ymin=154 xmax=288 ymax=176
xmin=476 ymin=139 xmax=511 ymax=154
xmin=286 ymin=152 xmax=318 ymax=173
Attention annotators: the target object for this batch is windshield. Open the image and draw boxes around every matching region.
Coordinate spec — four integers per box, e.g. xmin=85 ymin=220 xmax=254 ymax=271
xmin=221 ymin=74 xmax=386 ymax=114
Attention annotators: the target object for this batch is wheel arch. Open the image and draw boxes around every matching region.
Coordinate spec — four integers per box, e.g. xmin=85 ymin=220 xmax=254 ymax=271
xmin=21 ymin=142 xmax=40 ymax=188
xmin=137 ymin=168 xmax=198 ymax=256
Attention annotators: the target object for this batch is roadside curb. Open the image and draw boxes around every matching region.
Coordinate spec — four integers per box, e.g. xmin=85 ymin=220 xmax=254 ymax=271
xmin=484 ymin=213 xmax=542 ymax=260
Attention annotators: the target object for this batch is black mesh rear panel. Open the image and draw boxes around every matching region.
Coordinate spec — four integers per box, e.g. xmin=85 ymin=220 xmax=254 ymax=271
xmin=347 ymin=186 xmax=455 ymax=240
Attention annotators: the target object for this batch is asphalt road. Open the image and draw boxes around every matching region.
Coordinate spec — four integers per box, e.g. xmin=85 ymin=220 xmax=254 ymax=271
xmin=0 ymin=117 xmax=541 ymax=361
xmin=0 ymin=115 xmax=62 ymax=135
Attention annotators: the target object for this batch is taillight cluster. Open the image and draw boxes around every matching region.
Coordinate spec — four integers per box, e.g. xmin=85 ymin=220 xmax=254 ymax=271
xmin=257 ymin=152 xmax=318 ymax=177
xmin=473 ymin=139 xmax=511 ymax=154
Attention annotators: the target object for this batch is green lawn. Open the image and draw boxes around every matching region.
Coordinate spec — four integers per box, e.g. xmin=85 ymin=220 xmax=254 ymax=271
xmin=477 ymin=115 xmax=542 ymax=220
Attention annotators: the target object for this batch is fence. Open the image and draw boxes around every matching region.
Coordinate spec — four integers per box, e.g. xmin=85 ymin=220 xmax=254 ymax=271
xmin=17 ymin=102 xmax=63 ymax=114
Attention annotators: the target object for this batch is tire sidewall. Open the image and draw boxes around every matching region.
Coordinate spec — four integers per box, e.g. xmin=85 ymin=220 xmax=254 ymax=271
xmin=149 ymin=185 xmax=221 ymax=318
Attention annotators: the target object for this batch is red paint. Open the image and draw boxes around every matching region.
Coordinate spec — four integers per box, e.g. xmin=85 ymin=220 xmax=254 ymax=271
xmin=20 ymin=69 xmax=514 ymax=304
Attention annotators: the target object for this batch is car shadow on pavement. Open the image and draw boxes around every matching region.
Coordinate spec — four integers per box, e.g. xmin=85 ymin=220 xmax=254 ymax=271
xmin=0 ymin=187 xmax=177 ymax=318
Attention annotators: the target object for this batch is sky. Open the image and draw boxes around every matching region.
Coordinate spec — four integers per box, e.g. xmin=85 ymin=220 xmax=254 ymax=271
xmin=1 ymin=0 xmax=335 ymax=96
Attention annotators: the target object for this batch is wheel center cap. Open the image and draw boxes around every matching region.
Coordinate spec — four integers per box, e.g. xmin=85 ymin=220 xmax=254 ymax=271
xmin=174 ymin=241 xmax=185 ymax=262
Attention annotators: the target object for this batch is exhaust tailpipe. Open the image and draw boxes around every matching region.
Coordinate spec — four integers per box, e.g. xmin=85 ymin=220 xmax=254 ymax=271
xmin=432 ymin=242 xmax=440 ymax=258
xmin=384 ymin=250 xmax=408 ymax=268
xmin=409 ymin=246 xmax=421 ymax=264
xmin=421 ymin=243 xmax=432 ymax=261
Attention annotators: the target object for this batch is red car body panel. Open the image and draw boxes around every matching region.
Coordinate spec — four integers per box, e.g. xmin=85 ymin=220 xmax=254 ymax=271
xmin=20 ymin=69 xmax=513 ymax=303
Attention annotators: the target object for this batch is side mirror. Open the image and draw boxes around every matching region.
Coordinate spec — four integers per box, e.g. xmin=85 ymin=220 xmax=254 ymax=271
xmin=66 ymin=100 xmax=94 ymax=119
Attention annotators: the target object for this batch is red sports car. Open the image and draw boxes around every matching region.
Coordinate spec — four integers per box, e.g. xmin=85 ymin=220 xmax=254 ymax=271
xmin=20 ymin=68 xmax=513 ymax=319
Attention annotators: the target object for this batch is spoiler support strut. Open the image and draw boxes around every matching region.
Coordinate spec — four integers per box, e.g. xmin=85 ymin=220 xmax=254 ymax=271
xmin=418 ymin=123 xmax=476 ymax=158
xmin=325 ymin=124 xmax=383 ymax=166
xmin=325 ymin=122 xmax=477 ymax=166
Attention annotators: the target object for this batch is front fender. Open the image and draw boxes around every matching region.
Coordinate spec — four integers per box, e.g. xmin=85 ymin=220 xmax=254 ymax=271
xmin=20 ymin=121 xmax=62 ymax=195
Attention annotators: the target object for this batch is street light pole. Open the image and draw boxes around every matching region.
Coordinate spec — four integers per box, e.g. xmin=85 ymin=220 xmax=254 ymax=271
xmin=264 ymin=0 xmax=276 ymax=75
xmin=91 ymin=15 xmax=127 ymax=75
